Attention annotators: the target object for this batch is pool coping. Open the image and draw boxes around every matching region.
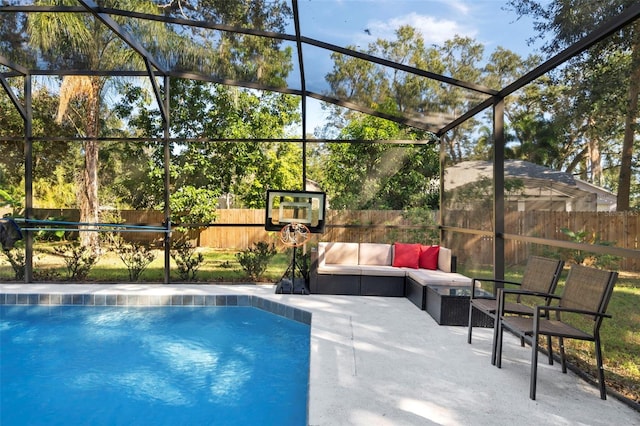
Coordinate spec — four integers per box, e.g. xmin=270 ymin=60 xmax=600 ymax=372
xmin=0 ymin=292 xmax=312 ymax=325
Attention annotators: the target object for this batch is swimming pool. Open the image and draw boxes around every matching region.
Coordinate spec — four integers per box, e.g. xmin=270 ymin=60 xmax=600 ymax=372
xmin=0 ymin=294 xmax=310 ymax=426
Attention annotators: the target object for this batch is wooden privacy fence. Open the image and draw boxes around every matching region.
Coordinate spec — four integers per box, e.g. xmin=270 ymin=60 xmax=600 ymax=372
xmin=444 ymin=210 xmax=639 ymax=271
xmin=201 ymin=209 xmax=439 ymax=248
xmin=24 ymin=208 xmax=640 ymax=271
xmin=22 ymin=208 xmax=437 ymax=247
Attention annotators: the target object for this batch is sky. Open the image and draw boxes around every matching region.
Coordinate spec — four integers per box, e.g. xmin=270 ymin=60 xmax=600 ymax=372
xmin=289 ymin=0 xmax=549 ymax=134
xmin=297 ymin=0 xmax=542 ymax=54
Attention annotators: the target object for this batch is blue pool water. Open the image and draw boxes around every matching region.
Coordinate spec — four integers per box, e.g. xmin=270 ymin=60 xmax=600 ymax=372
xmin=0 ymin=305 xmax=310 ymax=426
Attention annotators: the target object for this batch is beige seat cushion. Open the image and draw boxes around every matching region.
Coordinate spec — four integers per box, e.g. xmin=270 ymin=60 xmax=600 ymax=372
xmin=360 ymin=265 xmax=407 ymax=277
xmin=359 ymin=243 xmax=393 ymax=266
xmin=437 ymin=247 xmax=453 ymax=272
xmin=317 ymin=264 xmax=363 ymax=275
xmin=321 ymin=242 xmax=360 ymax=266
xmin=407 ymin=269 xmax=471 ymax=286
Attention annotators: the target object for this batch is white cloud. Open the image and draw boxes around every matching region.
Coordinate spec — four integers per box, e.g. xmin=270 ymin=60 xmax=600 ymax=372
xmin=367 ymin=12 xmax=477 ymax=46
xmin=441 ymin=0 xmax=471 ymax=16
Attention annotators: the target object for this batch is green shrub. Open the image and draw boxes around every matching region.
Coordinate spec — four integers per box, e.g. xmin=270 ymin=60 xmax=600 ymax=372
xmin=112 ymin=236 xmax=156 ymax=281
xmin=400 ymin=207 xmax=439 ymax=244
xmin=2 ymin=246 xmax=25 ymax=280
xmin=53 ymin=243 xmax=99 ymax=280
xmin=171 ymin=239 xmax=204 ymax=281
xmin=34 ymin=217 xmax=69 ymax=242
xmin=236 ymin=242 xmax=277 ymax=281
xmin=33 ymin=268 xmax=61 ymax=281
xmin=559 ymin=228 xmax=620 ymax=269
xmin=98 ymin=210 xmax=125 ymax=247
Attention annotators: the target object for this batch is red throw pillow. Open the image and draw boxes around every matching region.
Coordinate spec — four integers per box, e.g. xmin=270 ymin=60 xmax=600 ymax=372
xmin=419 ymin=245 xmax=440 ymax=270
xmin=392 ymin=243 xmax=421 ymax=269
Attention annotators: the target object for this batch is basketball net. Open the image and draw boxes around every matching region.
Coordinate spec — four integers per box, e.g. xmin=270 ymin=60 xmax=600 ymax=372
xmin=279 ymin=222 xmax=310 ymax=247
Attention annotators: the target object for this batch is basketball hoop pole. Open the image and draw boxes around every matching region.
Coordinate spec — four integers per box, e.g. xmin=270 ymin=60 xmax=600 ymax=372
xmin=291 ymin=245 xmax=301 ymax=292
xmin=276 ymin=223 xmax=310 ymax=294
xmin=264 ymin=189 xmax=326 ymax=293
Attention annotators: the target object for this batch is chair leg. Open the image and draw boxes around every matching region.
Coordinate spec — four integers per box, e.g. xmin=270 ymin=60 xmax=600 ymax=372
xmin=496 ymin=319 xmax=504 ymax=369
xmin=530 ymin=330 xmax=539 ymax=400
xmin=559 ymin=337 xmax=567 ymax=373
xmin=467 ymin=304 xmax=474 ymax=344
xmin=491 ymin=312 xmax=499 ymax=365
xmin=543 ymin=311 xmax=553 ymax=365
xmin=594 ymin=336 xmax=607 ymax=400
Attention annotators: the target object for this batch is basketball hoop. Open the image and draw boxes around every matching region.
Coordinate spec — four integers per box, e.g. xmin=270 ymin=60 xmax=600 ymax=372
xmin=267 ymin=190 xmax=325 ymax=294
xmin=279 ymin=222 xmax=310 ymax=247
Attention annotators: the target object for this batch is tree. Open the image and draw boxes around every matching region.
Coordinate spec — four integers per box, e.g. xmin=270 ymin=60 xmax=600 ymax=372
xmin=15 ymin=0 xmax=297 ymax=248
xmin=555 ymin=51 xmax=631 ymax=186
xmin=323 ymin=26 xmax=444 ymax=138
xmin=507 ymin=0 xmax=640 ymax=210
xmin=321 ymin=28 xmax=499 ymax=209
xmin=1 ymin=81 xmax=78 ymax=208
xmin=481 ymin=48 xmax=567 ymax=165
xmin=116 ymin=80 xmax=301 ymax=212
xmin=26 ymin=0 xmax=164 ymax=251
xmin=436 ymin=35 xmax=485 ymax=163
xmin=236 ymin=142 xmax=304 ymax=208
xmin=324 ymin=28 xmax=491 ymax=164
xmin=320 ymin=111 xmax=439 ymax=210
xmin=160 ymin=0 xmax=293 ymax=87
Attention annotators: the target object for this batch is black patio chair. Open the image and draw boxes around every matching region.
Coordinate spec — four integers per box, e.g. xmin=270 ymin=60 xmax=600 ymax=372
xmin=467 ymin=256 xmax=564 ymax=365
xmin=495 ymin=264 xmax=618 ymax=400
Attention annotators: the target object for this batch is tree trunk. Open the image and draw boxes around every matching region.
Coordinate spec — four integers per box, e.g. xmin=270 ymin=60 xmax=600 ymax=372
xmin=587 ymin=129 xmax=601 ymax=186
xmin=78 ymin=77 xmax=101 ymax=252
xmin=617 ymin=22 xmax=640 ymax=211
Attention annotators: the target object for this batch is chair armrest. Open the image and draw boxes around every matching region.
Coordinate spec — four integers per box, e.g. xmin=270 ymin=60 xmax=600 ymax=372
xmin=500 ymin=288 xmax=559 ymax=298
xmin=471 ymin=278 xmax=521 ymax=298
xmin=497 ymin=289 xmax=560 ymax=316
xmin=472 ymin=278 xmax=521 ymax=286
xmin=498 ymin=288 xmax=561 ymax=313
xmin=535 ymin=305 xmax=612 ymax=319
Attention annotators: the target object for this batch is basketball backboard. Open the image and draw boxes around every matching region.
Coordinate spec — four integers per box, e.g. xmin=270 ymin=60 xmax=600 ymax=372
xmin=265 ymin=190 xmax=326 ymax=233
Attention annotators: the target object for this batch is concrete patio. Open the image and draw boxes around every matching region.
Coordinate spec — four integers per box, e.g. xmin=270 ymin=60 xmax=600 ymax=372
xmin=1 ymin=283 xmax=638 ymax=425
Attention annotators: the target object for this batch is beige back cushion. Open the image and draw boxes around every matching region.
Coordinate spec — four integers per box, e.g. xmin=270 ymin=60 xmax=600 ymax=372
xmin=437 ymin=247 xmax=452 ymax=272
xmin=323 ymin=242 xmax=360 ymax=265
xmin=358 ymin=243 xmax=392 ymax=266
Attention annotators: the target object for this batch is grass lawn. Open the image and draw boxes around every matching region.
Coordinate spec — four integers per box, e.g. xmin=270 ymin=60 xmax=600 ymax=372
xmin=1 ymin=246 xmax=639 ymax=404
xmin=0 ymin=246 xmax=294 ymax=283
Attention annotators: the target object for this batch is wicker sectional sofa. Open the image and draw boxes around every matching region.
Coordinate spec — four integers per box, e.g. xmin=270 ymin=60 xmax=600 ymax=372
xmin=309 ymin=242 xmax=472 ymax=310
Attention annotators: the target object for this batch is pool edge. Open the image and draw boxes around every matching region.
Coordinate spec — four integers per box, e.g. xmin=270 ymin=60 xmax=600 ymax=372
xmin=0 ymin=292 xmax=312 ymax=325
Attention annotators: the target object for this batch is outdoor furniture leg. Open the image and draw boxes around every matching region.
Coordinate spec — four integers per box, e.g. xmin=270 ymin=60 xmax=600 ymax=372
xmin=595 ymin=337 xmax=607 ymax=400
xmin=491 ymin=309 xmax=499 ymax=365
xmin=496 ymin=315 xmax=504 ymax=369
xmin=559 ymin=336 xmax=567 ymax=372
xmin=467 ymin=302 xmax=474 ymax=344
xmin=530 ymin=311 xmax=540 ymax=400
